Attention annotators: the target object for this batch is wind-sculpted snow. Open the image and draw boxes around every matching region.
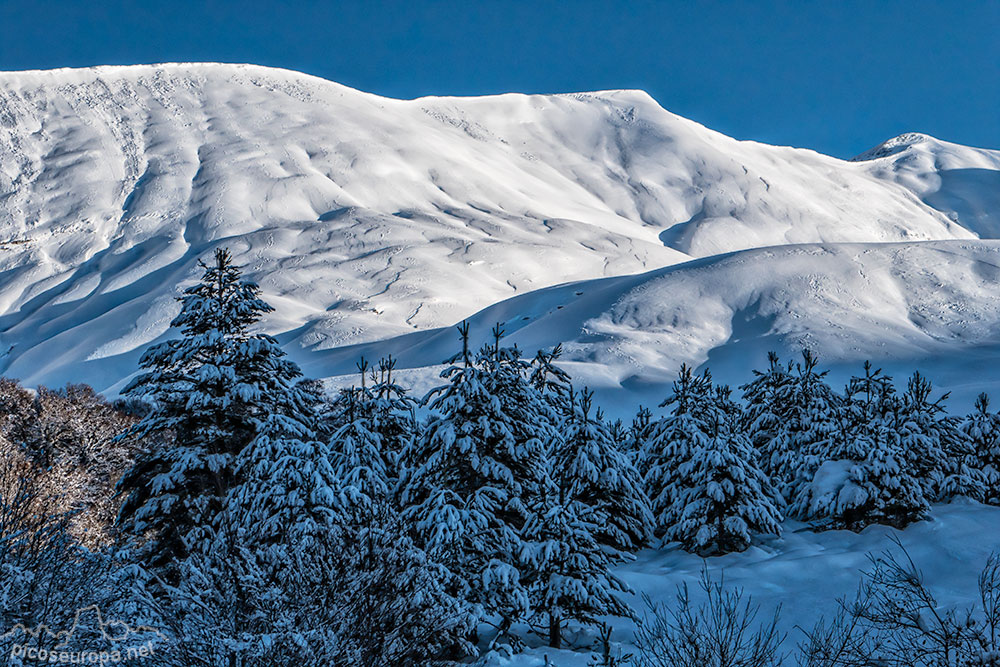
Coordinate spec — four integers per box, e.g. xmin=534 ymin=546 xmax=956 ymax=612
xmin=0 ymin=63 xmax=998 ymax=394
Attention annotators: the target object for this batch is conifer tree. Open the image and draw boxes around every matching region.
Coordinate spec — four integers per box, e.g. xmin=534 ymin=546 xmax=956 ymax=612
xmin=741 ymin=351 xmax=791 ymax=456
xmin=556 ymin=389 xmax=653 ymax=554
xmin=523 ymin=388 xmax=649 ymax=648
xmin=643 ymin=364 xmax=715 ymax=537
xmin=324 ymin=356 xmax=416 ymax=487
xmin=117 ymin=248 xmax=318 ymax=572
xmin=329 ymin=388 xmax=390 ymax=514
xmin=522 ymin=494 xmax=630 ymax=650
xmin=150 ymin=407 xmax=474 ymax=666
xmin=793 ymin=362 xmax=930 ymax=530
xmin=400 ymin=323 xmax=550 ymax=636
xmin=741 ymin=350 xmax=842 ymax=508
xmin=646 ymin=366 xmax=782 ymax=554
xmin=899 ymin=371 xmax=981 ymax=502
xmin=962 ymin=393 xmax=1000 ymax=504
xmin=368 ymin=355 xmax=419 ymax=480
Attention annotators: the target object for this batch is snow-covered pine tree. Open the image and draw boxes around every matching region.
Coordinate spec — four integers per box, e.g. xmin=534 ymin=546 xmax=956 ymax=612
xmin=367 ymin=355 xmax=419 ymax=483
xmin=116 ymin=248 xmax=319 ymax=573
xmin=556 ymin=388 xmax=653 ymax=555
xmin=328 ymin=385 xmax=390 ymax=515
xmin=521 ymin=495 xmax=630 ymax=650
xmin=741 ymin=350 xmax=842 ymax=509
xmin=793 ymin=362 xmax=930 ymax=530
xmin=646 ymin=365 xmax=782 ymax=554
xmin=327 ymin=357 xmax=475 ymax=662
xmin=741 ymin=351 xmax=791 ymax=458
xmin=643 ymin=364 xmax=715 ymax=538
xmin=523 ymin=387 xmax=649 ymax=648
xmin=899 ymin=371 xmax=981 ymax=502
xmin=962 ymin=393 xmax=1000 ymax=504
xmin=400 ymin=322 xmax=550 ymax=637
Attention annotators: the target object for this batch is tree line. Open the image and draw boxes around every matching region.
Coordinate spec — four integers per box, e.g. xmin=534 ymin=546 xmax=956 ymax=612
xmin=1 ymin=248 xmax=999 ymax=665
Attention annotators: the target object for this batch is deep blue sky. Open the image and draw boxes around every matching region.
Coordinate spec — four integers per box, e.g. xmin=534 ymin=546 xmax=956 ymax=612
xmin=1 ymin=1 xmax=996 ymax=158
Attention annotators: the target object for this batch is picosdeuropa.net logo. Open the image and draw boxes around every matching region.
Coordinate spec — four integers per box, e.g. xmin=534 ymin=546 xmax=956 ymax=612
xmin=2 ymin=604 xmax=164 ymax=663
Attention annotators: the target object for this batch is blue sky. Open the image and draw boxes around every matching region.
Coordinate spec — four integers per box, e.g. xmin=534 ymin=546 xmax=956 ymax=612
xmin=1 ymin=1 xmax=996 ymax=158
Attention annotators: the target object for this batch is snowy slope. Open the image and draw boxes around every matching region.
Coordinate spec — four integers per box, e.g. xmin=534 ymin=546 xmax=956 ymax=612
xmin=304 ymin=239 xmax=1000 ymax=411
xmin=0 ymin=63 xmax=998 ymax=394
xmin=854 ymin=132 xmax=1000 ymax=238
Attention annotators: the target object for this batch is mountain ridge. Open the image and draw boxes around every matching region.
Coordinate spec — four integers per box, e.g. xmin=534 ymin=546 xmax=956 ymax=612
xmin=0 ymin=63 xmax=997 ymax=401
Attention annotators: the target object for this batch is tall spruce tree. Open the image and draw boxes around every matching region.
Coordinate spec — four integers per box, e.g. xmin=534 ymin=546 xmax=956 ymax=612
xmin=117 ymin=248 xmax=318 ymax=572
xmin=400 ymin=323 xmax=550 ymax=637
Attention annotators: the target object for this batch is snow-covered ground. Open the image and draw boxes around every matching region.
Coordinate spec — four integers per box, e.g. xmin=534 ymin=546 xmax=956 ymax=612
xmin=497 ymin=499 xmax=1000 ymax=666
xmin=1 ymin=63 xmax=999 ymax=404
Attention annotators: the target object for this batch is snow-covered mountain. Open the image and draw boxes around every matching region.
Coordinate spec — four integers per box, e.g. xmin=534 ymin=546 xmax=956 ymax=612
xmin=1 ymin=63 xmax=998 ymax=400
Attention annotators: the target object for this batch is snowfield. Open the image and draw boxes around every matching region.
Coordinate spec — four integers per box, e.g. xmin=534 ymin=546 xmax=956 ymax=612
xmin=0 ymin=63 xmax=999 ymax=402
xmin=503 ymin=499 xmax=1000 ymax=666
xmin=4 ymin=63 xmax=1000 ymax=665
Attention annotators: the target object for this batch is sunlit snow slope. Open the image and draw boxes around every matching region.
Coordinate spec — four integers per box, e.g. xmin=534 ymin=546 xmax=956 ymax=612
xmin=0 ymin=63 xmax=998 ymax=396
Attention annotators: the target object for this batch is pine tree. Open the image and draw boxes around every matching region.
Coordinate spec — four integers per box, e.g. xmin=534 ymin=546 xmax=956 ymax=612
xmin=368 ymin=355 xmax=419 ymax=482
xmin=329 ymin=386 xmax=390 ymax=514
xmin=643 ymin=364 xmax=715 ymax=538
xmin=962 ymin=393 xmax=1000 ymax=504
xmin=741 ymin=350 xmax=842 ymax=509
xmin=165 ymin=415 xmax=343 ymax=666
xmin=646 ymin=366 xmax=782 ymax=554
xmin=116 ymin=248 xmax=319 ymax=572
xmin=793 ymin=362 xmax=930 ymax=530
xmin=899 ymin=371 xmax=981 ymax=502
xmin=556 ymin=389 xmax=653 ymax=555
xmin=323 ymin=356 xmax=416 ymax=485
xmin=522 ymin=496 xmax=631 ymax=650
xmin=400 ymin=323 xmax=550 ymax=636
xmin=522 ymin=388 xmax=651 ymax=648
xmin=741 ymin=351 xmax=791 ymax=459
